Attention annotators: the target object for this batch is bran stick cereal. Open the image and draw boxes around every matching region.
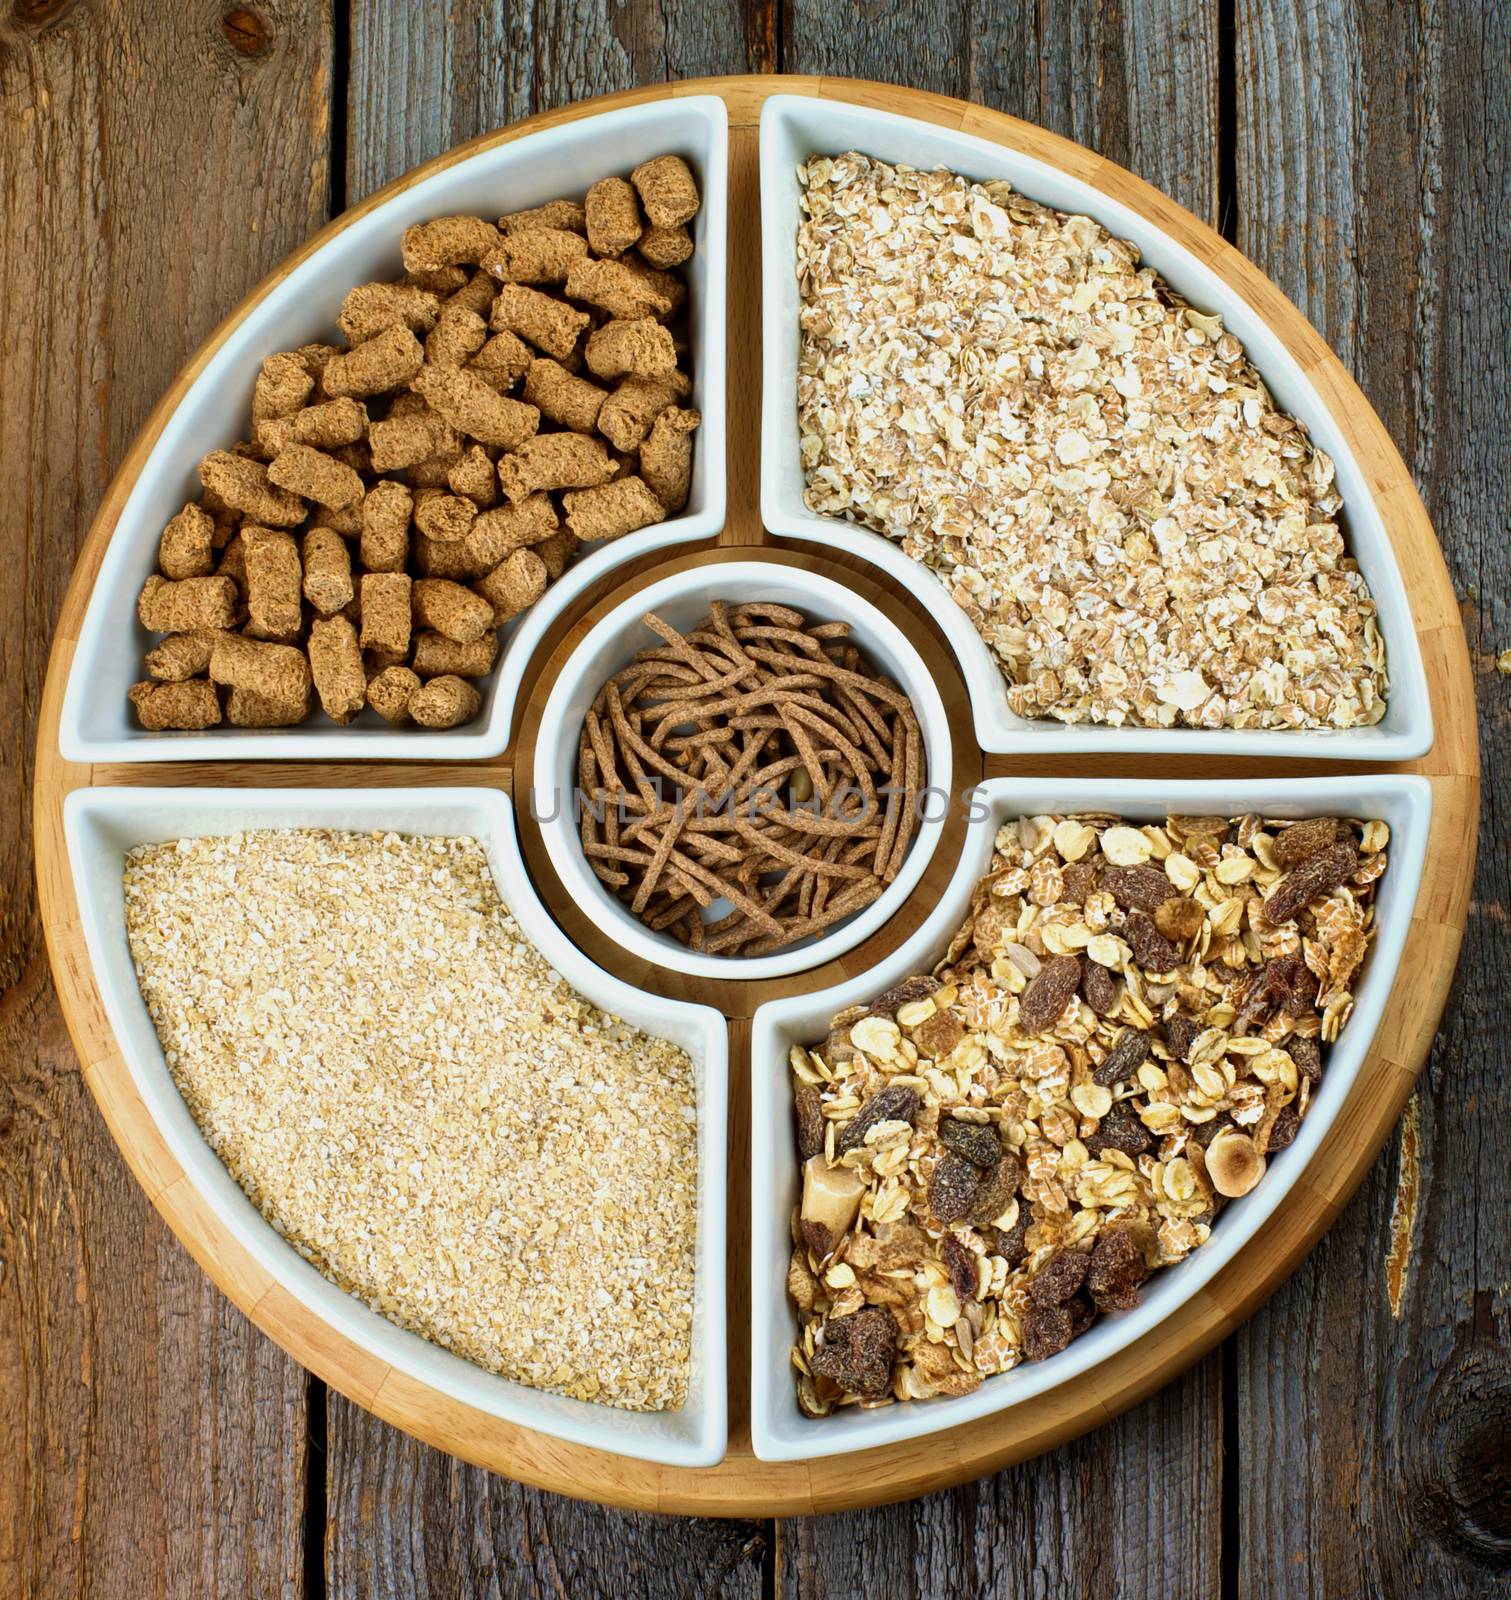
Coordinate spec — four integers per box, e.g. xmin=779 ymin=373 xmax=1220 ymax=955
xmin=225 ymin=687 xmax=309 ymax=727
xmin=412 ymin=578 xmax=494 ymax=644
xmin=337 ymin=283 xmax=440 ymax=344
xmin=490 ymin=284 xmax=590 ymax=360
xmin=522 ymin=358 xmax=607 ymax=432
xmin=499 ymin=197 xmax=586 ymax=234
xmin=401 ymin=216 xmax=503 ymax=272
xmin=198 ymin=451 xmax=307 ymax=527
xmin=242 ymin=527 xmax=303 ymax=640
xmin=301 ymin=525 xmax=354 ymax=614
xmin=565 ymin=258 xmax=674 ymax=320
xmin=474 ymin=548 xmax=547 ymax=625
xmin=447 ymin=444 xmax=498 ymax=507
xmin=638 ymin=406 xmax=701 ymax=513
xmin=411 ymin=364 xmax=540 ymax=450
xmin=144 ymin=631 xmax=223 ymax=682
xmin=585 ymin=176 xmax=643 ymax=257
xmin=252 ymin=352 xmax=314 ymax=421
xmin=209 ymin=634 xmax=312 ymax=705
xmin=561 ymin=476 xmax=665 ymax=541
xmin=631 ymin=155 xmax=700 ymax=228
xmin=584 ymin=318 xmax=678 ymax=381
xmin=490 ymin=227 xmax=590 ymax=284
xmin=423 ymin=303 xmax=489 ymax=368
xmin=359 ymin=572 xmax=412 ymax=659
xmin=358 ymin=480 xmax=412 ymax=573
xmin=366 ymin=663 xmax=421 ymax=723
xmin=308 ymin=615 xmax=366 ymax=723
xmin=496 ymin=433 xmax=614 ymax=502
xmin=408 ymin=673 xmax=481 ymax=729
xmin=637 ymin=223 xmax=693 ymax=269
xmin=412 ymin=629 xmax=499 ymax=678
xmin=596 ymin=372 xmax=691 ymax=451
xmin=158 ymin=503 xmax=216 ymax=580
xmin=268 ymin=444 xmax=365 ymax=510
xmin=467 ymin=330 xmax=533 ymax=391
xmin=128 ymin=679 xmax=221 ymax=731
xmin=322 ymin=324 xmax=425 ymax=399
xmin=138 ymin=574 xmax=240 ymax=634
xmin=412 ymin=489 xmax=477 ymax=543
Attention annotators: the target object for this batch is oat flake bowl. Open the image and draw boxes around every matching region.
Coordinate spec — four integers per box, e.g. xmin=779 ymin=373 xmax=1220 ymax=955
xmin=749 ymin=775 xmax=1431 ymax=1461
xmin=759 ymin=94 xmax=1432 ymax=761
xmin=63 ymin=785 xmax=728 ymax=1467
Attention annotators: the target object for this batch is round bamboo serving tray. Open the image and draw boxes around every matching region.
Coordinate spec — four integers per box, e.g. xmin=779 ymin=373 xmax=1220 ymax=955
xmin=34 ymin=75 xmax=1478 ymax=1516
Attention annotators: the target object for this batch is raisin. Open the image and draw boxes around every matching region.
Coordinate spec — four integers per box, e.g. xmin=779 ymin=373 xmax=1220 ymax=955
xmin=1086 ymin=1225 xmax=1148 ymax=1313
xmin=928 ymin=1152 xmax=982 ymax=1224
xmin=1162 ymin=1013 xmax=1201 ymax=1063
xmin=1093 ymin=1028 xmax=1152 ymax=1087
xmin=969 ymin=1153 xmax=1022 ymax=1227
xmin=1266 ymin=1106 xmax=1301 ymax=1151
xmin=1155 ymin=896 xmax=1207 ymax=942
xmin=996 ymin=1207 xmax=1032 ymax=1268
xmin=1290 ymin=1035 xmax=1323 ymax=1082
xmin=1093 ymin=1109 xmax=1153 ymax=1157
xmin=1263 ymin=841 xmax=1359 ymax=924
xmin=1067 ymin=1293 xmax=1096 ymax=1338
xmin=810 ymin=1305 xmax=898 ymax=1398
xmin=1082 ymin=960 xmax=1119 ymax=1016
xmin=1028 ymin=1249 xmax=1091 ymax=1307
xmin=1273 ymin=816 xmax=1338 ymax=869
xmin=836 ymin=1083 xmax=919 ymax=1154
xmin=941 ymin=1235 xmax=979 ymax=1301
xmin=1021 ymin=1303 xmax=1074 ymax=1362
xmin=867 ymin=975 xmax=939 ymax=1015
xmin=794 ymin=1082 xmax=824 ymax=1162
xmin=1018 ymin=954 xmax=1082 ymax=1033
xmin=1171 ymin=814 xmax=1231 ymax=839
xmin=938 ymin=1116 xmax=1002 ymax=1168
xmin=913 ymin=1009 xmax=964 ymax=1061
xmin=1062 ymin=861 xmax=1099 ymax=902
xmin=1124 ymin=911 xmax=1179 ymax=973
xmin=1190 ymin=1112 xmax=1235 ymax=1148
xmin=1266 ymin=952 xmax=1317 ymax=1015
xmin=1102 ymin=863 xmax=1175 ymax=912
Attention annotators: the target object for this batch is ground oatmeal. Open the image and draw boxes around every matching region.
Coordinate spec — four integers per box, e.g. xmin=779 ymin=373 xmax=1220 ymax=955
xmin=125 ymin=828 xmax=697 ymax=1410
xmin=796 ymin=153 xmax=1389 ymax=731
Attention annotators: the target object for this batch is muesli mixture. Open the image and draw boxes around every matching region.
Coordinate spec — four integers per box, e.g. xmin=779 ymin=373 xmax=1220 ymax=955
xmin=787 ymin=810 xmax=1387 ymax=1414
xmin=795 ymin=153 xmax=1388 ymax=731
xmin=125 ymin=828 xmax=698 ymax=1410
xmin=130 ymin=155 xmax=701 ymax=734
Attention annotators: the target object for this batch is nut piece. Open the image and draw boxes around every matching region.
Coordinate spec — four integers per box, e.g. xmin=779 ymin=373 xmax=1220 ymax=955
xmin=800 ymin=1155 xmax=867 ymax=1259
xmin=1206 ymin=1128 xmax=1267 ymax=1198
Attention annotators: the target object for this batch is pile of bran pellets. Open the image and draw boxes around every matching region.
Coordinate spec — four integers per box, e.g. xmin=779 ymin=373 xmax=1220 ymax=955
xmin=129 ymin=155 xmax=702 ymax=734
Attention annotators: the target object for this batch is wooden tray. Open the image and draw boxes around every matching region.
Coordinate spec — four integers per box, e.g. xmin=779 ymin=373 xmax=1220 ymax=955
xmin=32 ymin=75 xmax=1478 ymax=1516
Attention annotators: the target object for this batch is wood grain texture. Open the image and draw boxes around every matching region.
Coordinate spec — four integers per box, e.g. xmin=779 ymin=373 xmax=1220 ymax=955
xmin=778 ymin=7 xmax=1223 ymax=1593
xmin=1234 ymin=3 xmax=1511 ymax=1595
xmin=0 ymin=3 xmax=329 ymax=1595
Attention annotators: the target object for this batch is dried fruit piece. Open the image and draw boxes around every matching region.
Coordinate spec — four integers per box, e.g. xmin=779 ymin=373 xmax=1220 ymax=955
xmin=867 ymin=975 xmax=939 ymax=1014
xmin=1264 ymin=1106 xmax=1301 ymax=1152
xmin=1082 ymin=960 xmax=1119 ymax=1016
xmin=835 ymin=1084 xmax=919 ymax=1153
xmin=1092 ymin=1028 xmax=1152 ymax=1087
xmin=940 ymin=1235 xmax=979 ymax=1301
xmin=800 ymin=1156 xmax=867 ymax=1258
xmin=1163 ymin=1013 xmax=1201 ymax=1063
xmin=913 ymin=1009 xmax=964 ymax=1061
xmin=928 ymin=1152 xmax=982 ymax=1224
xmin=1124 ymin=911 xmax=1180 ymax=973
xmin=1028 ymin=1249 xmax=1090 ymax=1307
xmin=1273 ymin=816 xmax=1338 ymax=869
xmin=810 ymin=1305 xmax=898 ymax=1398
xmin=1102 ymin=863 xmax=1175 ymax=912
xmin=787 ymin=1248 xmax=821 ymax=1313
xmin=1021 ymin=1303 xmax=1074 ymax=1361
xmin=794 ymin=1082 xmax=824 ymax=1162
xmin=969 ymin=1153 xmax=1022 ymax=1227
xmin=1086 ymin=1225 xmax=1148 ymax=1313
xmin=1062 ymin=861 xmax=1099 ymax=902
xmin=1155 ymin=896 xmax=1207 ymax=942
xmin=1290 ymin=1035 xmax=1323 ymax=1082
xmin=1206 ymin=1129 xmax=1266 ymax=1197
xmin=938 ymin=1116 xmax=1001 ymax=1168
xmin=1263 ymin=841 xmax=1359 ymax=923
xmin=1093 ymin=1109 xmax=1153 ymax=1157
xmin=996 ymin=1207 xmax=1031 ymax=1268
xmin=1018 ymin=954 xmax=1082 ymax=1033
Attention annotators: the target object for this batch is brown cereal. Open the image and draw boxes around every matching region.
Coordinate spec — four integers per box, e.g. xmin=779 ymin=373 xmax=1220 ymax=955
xmin=128 ymin=679 xmax=221 ymax=731
xmin=198 ymin=451 xmax=307 ymax=526
xmin=596 ymin=372 xmax=691 ymax=451
xmin=144 ymin=631 xmax=222 ymax=682
xmin=301 ymin=525 xmax=354 ymax=615
xmin=448 ymin=270 xmax=499 ymax=318
xmin=337 ymin=282 xmax=441 ymax=344
xmin=252 ymin=352 xmax=314 ymax=421
xmin=138 ymin=573 xmax=241 ymax=634
xmin=413 ymin=489 xmax=477 ymax=544
xmin=408 ymin=673 xmax=481 ymax=729
xmin=637 ymin=223 xmax=693 ymax=269
xmin=532 ymin=528 xmax=578 ymax=582
xmin=368 ymin=399 xmax=457 ymax=473
xmin=467 ymin=330 xmax=534 ymax=392
xmin=423 ymin=302 xmax=489 ymax=368
xmin=225 ymin=687 xmax=309 ymax=727
xmin=561 ymin=475 xmax=665 ymax=541
xmin=412 ymin=629 xmax=498 ymax=679
xmin=411 ymin=363 xmax=540 ymax=450
xmin=585 ymin=176 xmax=643 ymax=256
xmin=322 ymin=324 xmax=425 ymax=398
xmin=307 ymin=615 xmax=366 ymax=723
xmin=490 ymin=227 xmax=590 ymax=284
xmin=242 ymin=527 xmax=303 ymax=640
xmin=584 ymin=317 xmax=678 ymax=381
xmin=499 ymin=197 xmax=587 ymax=235
xmin=463 ymin=493 xmax=558 ymax=573
xmin=358 ymin=479 xmax=412 ymax=573
xmin=366 ymin=663 xmax=421 ymax=723
xmin=285 ymin=396 xmax=369 ymax=449
xmin=490 ymin=283 xmax=591 ymax=360
xmin=209 ymin=633 xmax=312 ymax=705
xmin=268 ymin=443 xmax=364 ymax=510
xmin=412 ymin=577 xmax=493 ymax=644
xmin=159 ymin=503 xmax=216 ymax=580
xmin=522 ymin=358 xmax=607 ymax=433
xmin=631 ymin=155 xmax=700 ymax=228
xmin=358 ymin=572 xmax=412 ymax=658
xmin=448 ymin=444 xmax=499 ymax=507
xmin=400 ymin=215 xmax=503 ymax=273
xmin=638 ymin=406 xmax=700 ymax=512
xmin=474 ymin=548 xmax=547 ymax=625
xmin=565 ymin=257 xmax=673 ymax=320
xmin=497 ymin=432 xmax=615 ymax=502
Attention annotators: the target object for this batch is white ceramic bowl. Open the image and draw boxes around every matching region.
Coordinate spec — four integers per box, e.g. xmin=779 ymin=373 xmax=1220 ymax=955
xmin=63 ymin=785 xmax=728 ymax=1467
xmin=533 ymin=558 xmax=954 ymax=981
xmin=749 ymin=774 xmax=1431 ymax=1461
xmin=60 ymin=95 xmax=729 ymax=763
xmin=758 ymin=93 xmax=1432 ymax=762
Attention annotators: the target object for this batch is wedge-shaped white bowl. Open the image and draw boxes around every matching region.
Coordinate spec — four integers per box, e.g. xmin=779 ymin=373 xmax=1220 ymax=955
xmin=759 ymin=93 xmax=1432 ymax=761
xmin=532 ymin=558 xmax=952 ymax=981
xmin=65 ymin=785 xmax=727 ymax=1467
xmin=61 ymin=94 xmax=729 ymax=763
xmin=750 ymin=775 xmax=1430 ymax=1461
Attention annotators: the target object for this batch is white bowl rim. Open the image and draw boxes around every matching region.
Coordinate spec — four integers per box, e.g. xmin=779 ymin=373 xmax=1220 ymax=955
xmin=532 ymin=556 xmax=954 ymax=981
xmin=63 ymin=784 xmax=729 ymax=1467
xmin=59 ymin=93 xmax=730 ymax=764
xmin=749 ymin=773 xmax=1432 ymax=1461
xmin=757 ymin=92 xmax=1433 ymax=763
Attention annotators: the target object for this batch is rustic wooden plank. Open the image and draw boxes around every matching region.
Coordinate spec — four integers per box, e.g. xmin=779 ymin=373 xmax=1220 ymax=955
xmin=784 ymin=0 xmax=1218 ymax=217
xmin=326 ymin=1403 xmax=767 ymax=1598
xmin=774 ymin=7 xmax=1224 ymax=1596
xmin=345 ymin=0 xmax=767 ymax=202
xmin=326 ymin=7 xmax=772 ymax=1594
xmin=0 ymin=3 xmax=330 ymax=1595
xmin=1234 ymin=3 xmax=1511 ymax=1596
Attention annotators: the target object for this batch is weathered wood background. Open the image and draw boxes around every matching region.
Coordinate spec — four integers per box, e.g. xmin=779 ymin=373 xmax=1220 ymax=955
xmin=3 ymin=1 xmax=1508 ymax=1595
